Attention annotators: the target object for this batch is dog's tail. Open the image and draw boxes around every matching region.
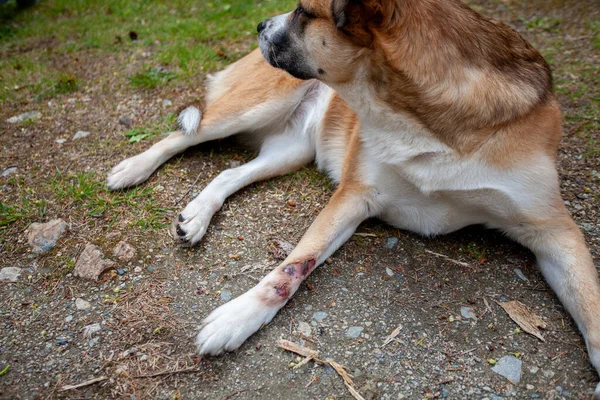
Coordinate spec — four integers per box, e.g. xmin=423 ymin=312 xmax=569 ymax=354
xmin=178 ymin=106 xmax=202 ymax=135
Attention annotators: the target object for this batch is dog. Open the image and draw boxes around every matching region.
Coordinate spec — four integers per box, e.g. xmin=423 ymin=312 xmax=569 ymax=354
xmin=107 ymin=0 xmax=600 ymax=395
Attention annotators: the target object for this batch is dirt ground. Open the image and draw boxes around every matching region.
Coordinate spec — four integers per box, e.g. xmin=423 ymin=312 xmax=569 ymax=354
xmin=1 ymin=0 xmax=599 ymax=399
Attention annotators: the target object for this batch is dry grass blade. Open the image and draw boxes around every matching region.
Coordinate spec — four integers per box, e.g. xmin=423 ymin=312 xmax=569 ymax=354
xmin=59 ymin=376 xmax=108 ymax=391
xmin=328 ymin=360 xmax=366 ymax=400
xmin=424 ymin=250 xmax=470 ymax=267
xmin=381 ymin=324 xmax=402 ymax=348
xmin=497 ymin=300 xmax=547 ymax=341
xmin=278 ymin=339 xmax=319 ymax=358
xmin=278 ymin=339 xmax=365 ymax=400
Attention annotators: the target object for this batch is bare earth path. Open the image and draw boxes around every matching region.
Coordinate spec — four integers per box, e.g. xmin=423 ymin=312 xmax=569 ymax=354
xmin=0 ymin=0 xmax=598 ymax=398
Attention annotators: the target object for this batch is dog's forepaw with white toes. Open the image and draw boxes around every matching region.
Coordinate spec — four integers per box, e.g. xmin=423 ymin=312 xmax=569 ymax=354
xmin=107 ymin=152 xmax=158 ymax=190
xmin=196 ymin=289 xmax=280 ymax=355
xmin=172 ymin=197 xmax=221 ymax=245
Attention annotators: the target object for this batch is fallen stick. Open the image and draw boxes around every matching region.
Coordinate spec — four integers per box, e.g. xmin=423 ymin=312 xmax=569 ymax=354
xmin=424 ymin=250 xmax=470 ymax=268
xmin=59 ymin=376 xmax=108 ymax=392
xmin=278 ymin=339 xmax=365 ymax=400
xmin=133 ymin=366 xmax=199 ymax=379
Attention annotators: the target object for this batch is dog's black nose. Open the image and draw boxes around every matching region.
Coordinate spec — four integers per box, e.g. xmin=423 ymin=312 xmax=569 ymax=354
xmin=257 ymin=20 xmax=267 ymax=33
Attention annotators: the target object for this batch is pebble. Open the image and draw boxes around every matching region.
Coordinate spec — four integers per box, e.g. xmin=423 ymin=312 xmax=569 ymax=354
xmin=220 ymin=290 xmax=232 ymax=302
xmin=116 ymin=268 xmax=127 ymax=276
xmin=346 ymin=326 xmax=364 ymax=338
xmin=119 ymin=115 xmax=133 ymax=127
xmin=73 ymin=243 xmax=116 ymax=280
xmin=385 ymin=267 xmax=394 ymax=276
xmin=526 ymin=385 xmax=535 ymax=390
xmin=1 ymin=167 xmax=17 ymax=177
xmin=298 ymin=321 xmax=312 ymax=336
xmin=55 ymin=138 xmax=67 ymax=144
xmin=313 ymin=311 xmax=328 ymax=321
xmin=83 ymin=323 xmax=101 ymax=338
xmin=65 ymin=315 xmax=73 ymax=323
xmin=134 ymin=266 xmax=142 ymax=273
xmin=6 ymin=110 xmax=41 ymax=123
xmin=57 ymin=338 xmax=68 ymax=346
xmin=0 ymin=267 xmax=22 ymax=283
xmin=460 ymin=306 xmax=478 ymax=320
xmin=140 ymin=354 xmax=148 ymax=361
xmin=514 ymin=268 xmax=528 ymax=281
xmin=491 ymin=355 xmax=522 ymax=383
xmin=147 ymin=265 xmax=157 ymax=273
xmin=75 ymin=298 xmax=91 ymax=310
xmin=162 ymin=99 xmax=173 ymax=107
xmin=72 ymin=131 xmax=91 ymax=140
xmin=385 ymin=237 xmax=399 ymax=249
xmin=26 ymin=219 xmax=68 ymax=254
xmin=209 ymin=272 xmax=218 ymax=280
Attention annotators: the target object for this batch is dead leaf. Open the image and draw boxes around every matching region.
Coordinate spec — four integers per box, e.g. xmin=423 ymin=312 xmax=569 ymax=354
xmin=382 ymin=324 xmax=403 ymax=348
xmin=497 ymin=300 xmax=546 ymax=341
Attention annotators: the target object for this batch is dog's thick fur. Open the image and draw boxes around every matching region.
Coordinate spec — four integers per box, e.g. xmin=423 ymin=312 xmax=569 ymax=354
xmin=108 ymin=0 xmax=600 ymax=395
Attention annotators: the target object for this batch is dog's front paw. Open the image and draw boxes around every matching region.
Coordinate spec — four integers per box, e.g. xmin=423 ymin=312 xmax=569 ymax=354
xmin=172 ymin=197 xmax=221 ymax=246
xmin=196 ymin=288 xmax=280 ymax=355
xmin=594 ymin=382 xmax=600 ymax=400
xmin=107 ymin=152 xmax=158 ymax=190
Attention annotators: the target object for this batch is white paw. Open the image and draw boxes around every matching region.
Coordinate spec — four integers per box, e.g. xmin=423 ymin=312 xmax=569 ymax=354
xmin=107 ymin=152 xmax=159 ymax=190
xmin=594 ymin=382 xmax=600 ymax=400
xmin=196 ymin=289 xmax=280 ymax=355
xmin=172 ymin=197 xmax=220 ymax=245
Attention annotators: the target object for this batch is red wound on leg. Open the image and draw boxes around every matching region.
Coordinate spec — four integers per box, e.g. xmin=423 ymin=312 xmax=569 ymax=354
xmin=301 ymin=259 xmax=316 ymax=276
xmin=274 ymin=284 xmax=289 ymax=298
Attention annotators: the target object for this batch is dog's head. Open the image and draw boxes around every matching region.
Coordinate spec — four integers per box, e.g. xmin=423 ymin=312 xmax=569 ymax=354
xmin=258 ymin=0 xmax=396 ymax=82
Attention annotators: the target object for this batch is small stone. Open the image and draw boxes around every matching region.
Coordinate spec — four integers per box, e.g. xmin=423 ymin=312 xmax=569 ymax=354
xmin=385 ymin=267 xmax=394 ymax=276
xmin=83 ymin=323 xmax=101 ymax=338
xmin=1 ymin=167 xmax=17 ymax=177
xmin=526 ymin=385 xmax=535 ymax=390
xmin=312 ymin=311 xmax=328 ymax=321
xmin=73 ymin=243 xmax=116 ymax=280
xmin=75 ymin=298 xmax=91 ymax=310
xmin=55 ymin=138 xmax=67 ymax=144
xmin=347 ymin=326 xmax=364 ymax=338
xmin=162 ymin=99 xmax=173 ymax=107
xmin=6 ymin=111 xmax=41 ymax=123
xmin=385 ymin=237 xmax=399 ymax=249
xmin=220 ymin=290 xmax=232 ymax=302
xmin=72 ymin=131 xmax=91 ymax=140
xmin=491 ymin=355 xmax=522 ymax=383
xmin=113 ymin=241 xmax=135 ymax=261
xmin=209 ymin=272 xmax=218 ymax=280
xmin=140 ymin=354 xmax=148 ymax=361
xmin=514 ymin=268 xmax=528 ymax=281
xmin=57 ymin=338 xmax=69 ymax=346
xmin=116 ymin=268 xmax=127 ymax=276
xmin=147 ymin=265 xmax=156 ymax=273
xmin=134 ymin=266 xmax=142 ymax=273
xmin=27 ymin=219 xmax=68 ymax=254
xmin=0 ymin=267 xmax=22 ymax=283
xmin=460 ymin=306 xmax=478 ymax=321
xmin=65 ymin=315 xmax=73 ymax=323
xmin=298 ymin=321 xmax=312 ymax=336
xmin=119 ymin=115 xmax=133 ymax=127
xmin=529 ymin=366 xmax=539 ymax=374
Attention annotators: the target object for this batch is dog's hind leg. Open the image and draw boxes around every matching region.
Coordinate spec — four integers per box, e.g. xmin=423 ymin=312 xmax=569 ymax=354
xmin=173 ymin=129 xmax=315 ymax=245
xmin=504 ymin=209 xmax=600 ymax=398
xmin=107 ymin=49 xmax=307 ymax=190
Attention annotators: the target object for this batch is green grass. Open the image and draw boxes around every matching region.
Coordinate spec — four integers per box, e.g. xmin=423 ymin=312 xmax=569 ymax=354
xmin=0 ymin=0 xmax=295 ymax=104
xmin=124 ymin=112 xmax=177 ymax=143
xmin=49 ymin=170 xmax=172 ymax=229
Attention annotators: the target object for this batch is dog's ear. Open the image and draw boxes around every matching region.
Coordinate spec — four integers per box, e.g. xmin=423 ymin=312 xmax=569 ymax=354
xmin=331 ymin=0 xmax=397 ymax=47
xmin=332 ymin=0 xmax=397 ymax=29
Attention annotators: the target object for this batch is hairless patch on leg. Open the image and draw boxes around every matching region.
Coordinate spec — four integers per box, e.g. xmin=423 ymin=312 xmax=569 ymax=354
xmin=301 ymin=259 xmax=316 ymax=276
xmin=283 ymin=264 xmax=296 ymax=276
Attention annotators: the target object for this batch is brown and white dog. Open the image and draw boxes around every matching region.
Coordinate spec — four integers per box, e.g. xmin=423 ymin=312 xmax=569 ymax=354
xmin=107 ymin=0 xmax=600 ymax=395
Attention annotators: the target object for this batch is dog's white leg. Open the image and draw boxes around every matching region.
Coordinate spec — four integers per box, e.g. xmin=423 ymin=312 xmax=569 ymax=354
xmin=107 ymin=130 xmax=206 ymax=190
xmin=195 ymin=182 xmax=377 ymax=355
xmin=173 ymin=131 xmax=314 ymax=245
xmin=505 ymin=211 xmax=600 ymax=398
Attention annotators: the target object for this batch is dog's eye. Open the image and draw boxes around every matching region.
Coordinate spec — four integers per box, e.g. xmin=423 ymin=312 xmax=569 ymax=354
xmin=296 ymin=4 xmax=315 ymax=18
